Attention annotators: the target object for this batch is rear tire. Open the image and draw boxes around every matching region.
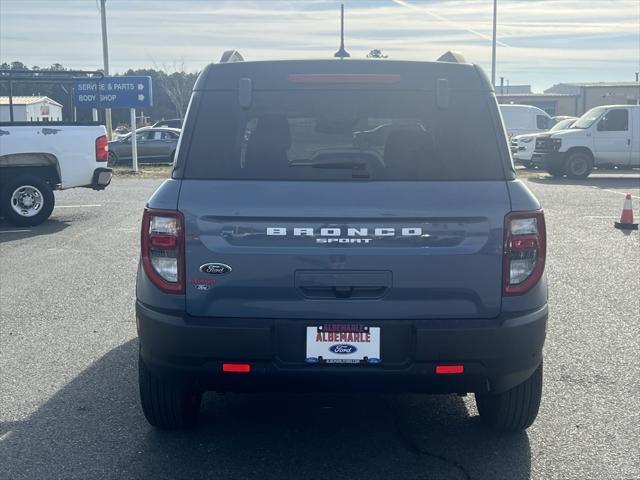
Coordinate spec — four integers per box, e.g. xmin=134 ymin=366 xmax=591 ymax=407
xmin=138 ymin=355 xmax=201 ymax=429
xmin=1 ymin=175 xmax=55 ymax=227
xmin=475 ymin=361 xmax=543 ymax=432
xmin=564 ymin=152 xmax=593 ymax=179
xmin=107 ymin=151 xmax=119 ymax=167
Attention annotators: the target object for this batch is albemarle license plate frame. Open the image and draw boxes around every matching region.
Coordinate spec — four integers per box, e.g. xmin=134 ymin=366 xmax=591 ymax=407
xmin=305 ymin=323 xmax=381 ymax=364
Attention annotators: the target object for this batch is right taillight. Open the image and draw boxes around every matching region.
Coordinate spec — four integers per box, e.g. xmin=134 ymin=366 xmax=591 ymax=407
xmin=141 ymin=208 xmax=184 ymax=294
xmin=503 ymin=210 xmax=546 ymax=295
xmin=95 ymin=135 xmax=108 ymax=162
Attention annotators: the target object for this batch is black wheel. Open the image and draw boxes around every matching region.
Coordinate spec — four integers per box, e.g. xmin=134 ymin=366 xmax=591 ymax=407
xmin=138 ymin=355 xmax=201 ymax=429
xmin=1 ymin=175 xmax=55 ymax=227
xmin=107 ymin=151 xmax=119 ymax=167
xmin=475 ymin=361 xmax=543 ymax=432
xmin=521 ymin=161 xmax=534 ymax=170
xmin=564 ymin=152 xmax=593 ymax=179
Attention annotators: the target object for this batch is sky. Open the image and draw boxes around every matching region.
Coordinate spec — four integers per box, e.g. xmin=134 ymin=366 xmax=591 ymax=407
xmin=0 ymin=0 xmax=639 ymax=92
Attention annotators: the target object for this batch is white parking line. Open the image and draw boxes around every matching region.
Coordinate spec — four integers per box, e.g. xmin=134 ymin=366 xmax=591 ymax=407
xmin=596 ymin=188 xmax=640 ymax=199
xmin=54 ymin=204 xmax=102 ymax=209
xmin=0 ymin=229 xmax=31 ymax=233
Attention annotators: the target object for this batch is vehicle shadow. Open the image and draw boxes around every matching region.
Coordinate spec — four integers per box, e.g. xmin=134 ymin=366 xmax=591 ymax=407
xmin=1 ymin=340 xmax=531 ymax=480
xmin=0 ymin=217 xmax=69 ymax=243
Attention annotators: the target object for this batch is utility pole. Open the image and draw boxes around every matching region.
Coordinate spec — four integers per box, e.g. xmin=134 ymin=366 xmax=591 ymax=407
xmin=491 ymin=0 xmax=497 ymax=88
xmin=636 ymin=72 xmax=639 ymax=105
xmin=334 ymin=4 xmax=350 ymax=59
xmin=100 ymin=0 xmax=113 ymax=139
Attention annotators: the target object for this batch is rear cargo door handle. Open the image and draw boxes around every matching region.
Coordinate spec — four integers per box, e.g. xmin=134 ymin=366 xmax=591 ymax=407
xmin=299 ymin=285 xmax=387 ymax=300
xmin=295 ymin=270 xmax=392 ymax=300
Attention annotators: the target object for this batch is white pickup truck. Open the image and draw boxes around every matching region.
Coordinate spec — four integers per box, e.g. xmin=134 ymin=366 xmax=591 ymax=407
xmin=0 ymin=123 xmax=113 ymax=226
xmin=532 ymin=105 xmax=640 ymax=178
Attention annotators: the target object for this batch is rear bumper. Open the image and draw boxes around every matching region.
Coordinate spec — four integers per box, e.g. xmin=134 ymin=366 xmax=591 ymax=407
xmin=137 ymin=302 xmax=547 ymax=394
xmin=91 ymin=167 xmax=112 ymax=190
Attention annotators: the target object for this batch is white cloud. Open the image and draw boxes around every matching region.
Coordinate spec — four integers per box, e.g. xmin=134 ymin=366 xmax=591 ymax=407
xmin=0 ymin=0 xmax=638 ymax=90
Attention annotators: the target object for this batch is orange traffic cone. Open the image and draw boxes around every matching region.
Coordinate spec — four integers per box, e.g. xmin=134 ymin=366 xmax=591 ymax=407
xmin=614 ymin=193 xmax=638 ymax=230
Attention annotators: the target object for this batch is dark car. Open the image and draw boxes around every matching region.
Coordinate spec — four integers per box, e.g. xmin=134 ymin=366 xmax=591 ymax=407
xmin=136 ymin=57 xmax=547 ymax=432
xmin=108 ymin=127 xmax=180 ymax=165
xmin=152 ymin=118 xmax=183 ymax=129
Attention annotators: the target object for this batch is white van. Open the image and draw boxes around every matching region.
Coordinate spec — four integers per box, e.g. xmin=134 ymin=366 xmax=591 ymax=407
xmin=499 ymin=104 xmax=553 ymax=139
xmin=532 ymin=105 xmax=640 ymax=178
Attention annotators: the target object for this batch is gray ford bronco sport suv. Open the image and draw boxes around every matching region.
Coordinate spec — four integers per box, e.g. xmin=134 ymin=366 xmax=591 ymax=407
xmin=136 ymin=55 xmax=547 ymax=432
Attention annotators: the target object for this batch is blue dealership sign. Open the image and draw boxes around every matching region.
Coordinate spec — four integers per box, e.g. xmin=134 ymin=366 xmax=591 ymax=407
xmin=74 ymin=76 xmax=152 ymax=108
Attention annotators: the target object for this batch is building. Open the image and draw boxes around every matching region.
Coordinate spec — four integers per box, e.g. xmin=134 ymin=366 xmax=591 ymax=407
xmin=496 ymin=93 xmax=580 ymax=117
xmin=497 ymin=82 xmax=640 ymax=117
xmin=544 ymin=82 xmax=640 ymax=114
xmin=495 ymin=84 xmax=532 ymax=95
xmin=0 ymin=96 xmax=63 ymax=122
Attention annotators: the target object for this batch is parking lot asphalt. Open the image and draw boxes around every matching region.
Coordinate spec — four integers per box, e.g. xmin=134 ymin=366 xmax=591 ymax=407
xmin=1 ymin=173 xmax=639 ymax=480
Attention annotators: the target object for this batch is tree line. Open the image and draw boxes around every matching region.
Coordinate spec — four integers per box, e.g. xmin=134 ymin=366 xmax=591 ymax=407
xmin=0 ymin=61 xmax=198 ymax=125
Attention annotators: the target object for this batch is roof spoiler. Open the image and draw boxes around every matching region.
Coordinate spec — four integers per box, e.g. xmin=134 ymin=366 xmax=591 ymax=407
xmin=437 ymin=51 xmax=467 ymax=63
xmin=219 ymin=50 xmax=245 ymax=63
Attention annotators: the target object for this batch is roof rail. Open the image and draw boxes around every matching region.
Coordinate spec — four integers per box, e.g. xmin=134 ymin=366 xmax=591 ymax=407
xmin=219 ymin=50 xmax=245 ymax=63
xmin=436 ymin=51 xmax=467 ymax=63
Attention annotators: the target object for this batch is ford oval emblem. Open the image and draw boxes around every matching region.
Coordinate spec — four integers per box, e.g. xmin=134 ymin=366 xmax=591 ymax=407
xmin=329 ymin=344 xmax=357 ymax=354
xmin=200 ymin=263 xmax=232 ymax=275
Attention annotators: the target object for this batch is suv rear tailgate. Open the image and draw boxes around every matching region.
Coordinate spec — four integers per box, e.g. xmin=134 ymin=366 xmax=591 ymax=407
xmin=179 ymin=180 xmax=509 ymax=319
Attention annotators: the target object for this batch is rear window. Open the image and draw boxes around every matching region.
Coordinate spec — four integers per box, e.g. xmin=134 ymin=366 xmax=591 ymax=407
xmin=182 ymin=89 xmax=505 ymax=180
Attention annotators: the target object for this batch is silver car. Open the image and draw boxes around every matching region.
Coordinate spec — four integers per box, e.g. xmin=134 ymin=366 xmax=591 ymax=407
xmin=108 ymin=127 xmax=180 ymax=166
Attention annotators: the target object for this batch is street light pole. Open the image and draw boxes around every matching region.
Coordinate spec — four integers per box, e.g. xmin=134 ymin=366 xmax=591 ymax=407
xmin=100 ymin=0 xmax=113 ymax=139
xmin=491 ymin=0 xmax=497 ymax=88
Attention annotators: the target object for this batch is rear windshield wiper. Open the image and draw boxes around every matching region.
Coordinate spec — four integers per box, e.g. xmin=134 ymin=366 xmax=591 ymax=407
xmin=309 ymin=160 xmax=371 ymax=179
xmin=309 ymin=159 xmax=367 ymax=169
xmin=290 ymin=151 xmax=380 ymax=177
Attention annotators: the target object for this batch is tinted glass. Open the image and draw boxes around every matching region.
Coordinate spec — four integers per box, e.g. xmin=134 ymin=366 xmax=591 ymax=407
xmin=550 ymin=118 xmax=574 ymax=131
xmin=536 ymin=115 xmax=550 ymax=130
xmin=183 ymin=90 xmax=505 ymax=180
xmin=598 ymin=109 xmax=628 ymax=131
xmin=572 ymin=106 xmax=607 ymax=129
xmin=136 ymin=131 xmax=152 ymax=141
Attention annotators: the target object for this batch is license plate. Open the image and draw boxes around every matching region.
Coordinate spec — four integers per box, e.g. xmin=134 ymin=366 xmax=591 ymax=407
xmin=305 ymin=324 xmax=381 ymax=364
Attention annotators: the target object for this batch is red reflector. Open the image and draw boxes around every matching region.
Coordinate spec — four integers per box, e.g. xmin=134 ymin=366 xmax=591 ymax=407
xmin=288 ymin=74 xmax=401 ymax=84
xmin=222 ymin=363 xmax=251 ymax=373
xmin=149 ymin=234 xmax=177 ymax=249
xmin=435 ymin=365 xmax=464 ymax=375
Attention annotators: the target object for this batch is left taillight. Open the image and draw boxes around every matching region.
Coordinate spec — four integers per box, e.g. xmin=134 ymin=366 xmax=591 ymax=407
xmin=503 ymin=210 xmax=546 ymax=296
xmin=96 ymin=135 xmax=109 ymax=162
xmin=141 ymin=208 xmax=184 ymax=294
